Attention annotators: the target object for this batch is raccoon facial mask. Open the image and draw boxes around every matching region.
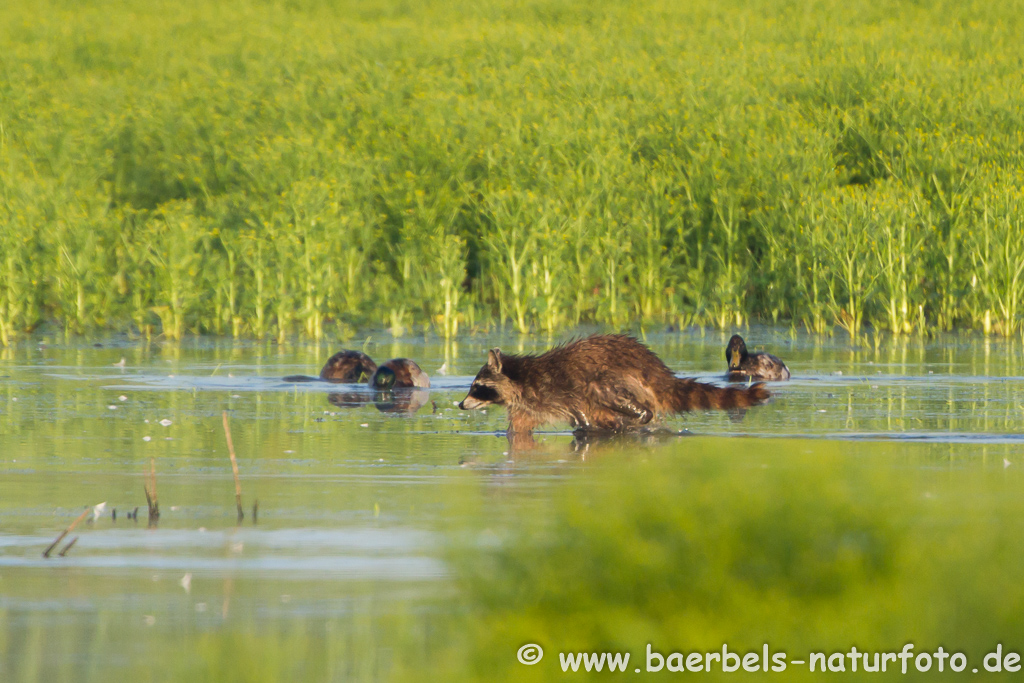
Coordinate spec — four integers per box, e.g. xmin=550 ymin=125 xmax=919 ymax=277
xmin=459 ymin=349 xmax=504 ymax=410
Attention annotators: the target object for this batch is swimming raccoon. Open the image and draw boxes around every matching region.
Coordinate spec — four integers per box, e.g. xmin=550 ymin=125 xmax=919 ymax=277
xmin=368 ymin=358 xmax=431 ymax=390
xmin=283 ymin=350 xmax=377 ymax=384
xmin=458 ymin=334 xmax=769 ymax=435
xmin=725 ymin=334 xmax=790 ymax=382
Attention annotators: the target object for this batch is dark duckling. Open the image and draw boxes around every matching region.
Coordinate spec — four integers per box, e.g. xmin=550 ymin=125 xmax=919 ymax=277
xmin=369 ymin=358 xmax=431 ymax=390
xmin=283 ymin=350 xmax=377 ymax=384
xmin=725 ymin=334 xmax=790 ymax=382
xmin=321 ymin=350 xmax=377 ymax=383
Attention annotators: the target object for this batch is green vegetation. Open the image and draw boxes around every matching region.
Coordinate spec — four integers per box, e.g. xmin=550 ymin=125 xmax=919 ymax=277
xmin=441 ymin=440 xmax=1024 ymax=680
xmin=2 ymin=0 xmax=1024 ymax=343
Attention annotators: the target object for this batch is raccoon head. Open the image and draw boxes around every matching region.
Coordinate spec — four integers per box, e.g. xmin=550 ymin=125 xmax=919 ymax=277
xmin=459 ymin=348 xmax=516 ymax=410
xmin=725 ymin=335 xmax=748 ymax=370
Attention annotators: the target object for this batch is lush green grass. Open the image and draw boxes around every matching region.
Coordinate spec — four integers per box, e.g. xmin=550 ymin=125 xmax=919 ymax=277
xmin=2 ymin=0 xmax=1024 ymax=343
xmin=443 ymin=440 xmax=1024 ymax=680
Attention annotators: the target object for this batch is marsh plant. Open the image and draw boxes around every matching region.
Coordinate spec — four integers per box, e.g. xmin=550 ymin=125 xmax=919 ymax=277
xmin=445 ymin=443 xmax=1024 ymax=681
xmin=3 ymin=0 xmax=1024 ymax=342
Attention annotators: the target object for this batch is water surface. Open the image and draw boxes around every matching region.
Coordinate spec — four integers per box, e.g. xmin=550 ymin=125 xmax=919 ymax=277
xmin=2 ymin=329 xmax=1023 ymax=681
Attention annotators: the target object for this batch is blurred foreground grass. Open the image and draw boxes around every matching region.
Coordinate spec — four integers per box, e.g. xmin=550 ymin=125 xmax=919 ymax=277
xmin=446 ymin=439 xmax=1024 ymax=680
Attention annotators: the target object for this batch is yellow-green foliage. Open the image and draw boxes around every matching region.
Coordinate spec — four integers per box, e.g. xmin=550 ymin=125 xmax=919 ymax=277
xmin=448 ymin=440 xmax=1024 ymax=681
xmin=2 ymin=0 xmax=1024 ymax=341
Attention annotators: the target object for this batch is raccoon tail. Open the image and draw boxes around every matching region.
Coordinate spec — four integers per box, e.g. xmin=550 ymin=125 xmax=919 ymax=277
xmin=667 ymin=378 xmax=770 ymax=413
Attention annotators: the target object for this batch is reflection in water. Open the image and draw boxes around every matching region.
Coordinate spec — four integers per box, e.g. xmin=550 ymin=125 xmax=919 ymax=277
xmin=326 ymin=389 xmax=430 ymax=414
xmin=373 ymin=389 xmax=430 ymax=414
xmin=326 ymin=390 xmax=367 ymax=408
xmin=569 ymin=427 xmax=693 ymax=457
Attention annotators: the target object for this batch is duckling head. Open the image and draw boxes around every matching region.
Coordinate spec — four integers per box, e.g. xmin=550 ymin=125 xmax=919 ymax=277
xmin=371 ymin=366 xmax=397 ymax=391
xmin=726 ymin=334 xmax=748 ymax=370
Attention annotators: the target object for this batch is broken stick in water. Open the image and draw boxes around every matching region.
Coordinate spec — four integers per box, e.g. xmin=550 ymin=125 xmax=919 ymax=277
xmin=145 ymin=457 xmax=160 ymax=526
xmin=222 ymin=411 xmax=244 ymax=522
xmin=43 ymin=507 xmax=90 ymax=558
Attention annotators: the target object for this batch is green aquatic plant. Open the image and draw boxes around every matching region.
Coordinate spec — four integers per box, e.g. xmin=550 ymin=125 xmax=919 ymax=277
xmin=968 ymin=187 xmax=1024 ymax=337
xmin=867 ymin=181 xmax=927 ymax=335
xmin=148 ymin=201 xmax=206 ymax=341
xmin=3 ymin=0 xmax=1024 ymax=341
xmin=483 ymin=193 xmax=537 ymax=335
xmin=445 ymin=440 xmax=1024 ymax=681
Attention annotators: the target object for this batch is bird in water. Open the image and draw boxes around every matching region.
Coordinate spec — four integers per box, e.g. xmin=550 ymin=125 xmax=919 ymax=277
xmin=368 ymin=359 xmax=431 ymax=414
xmin=283 ymin=350 xmax=377 ymax=384
xmin=369 ymin=359 xmax=431 ymax=390
xmin=725 ymin=334 xmax=791 ymax=382
xmin=284 ymin=352 xmax=431 ymax=413
xmin=320 ymin=350 xmax=377 ymax=383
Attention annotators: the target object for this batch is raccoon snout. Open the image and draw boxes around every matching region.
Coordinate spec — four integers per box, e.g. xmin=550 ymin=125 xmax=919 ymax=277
xmin=459 ymin=396 xmax=483 ymax=410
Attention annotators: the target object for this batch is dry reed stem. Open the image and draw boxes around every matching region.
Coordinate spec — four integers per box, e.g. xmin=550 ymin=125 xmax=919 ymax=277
xmin=43 ymin=508 xmax=89 ymax=558
xmin=145 ymin=457 xmax=160 ymax=525
xmin=222 ymin=411 xmax=244 ymax=521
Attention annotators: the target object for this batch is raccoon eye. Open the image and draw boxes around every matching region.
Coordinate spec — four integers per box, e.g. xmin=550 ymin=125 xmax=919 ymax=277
xmin=469 ymin=384 xmax=499 ymax=403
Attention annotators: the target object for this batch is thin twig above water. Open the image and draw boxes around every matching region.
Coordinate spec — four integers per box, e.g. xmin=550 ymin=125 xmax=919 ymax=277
xmin=222 ymin=411 xmax=245 ymax=522
xmin=43 ymin=508 xmax=89 ymax=558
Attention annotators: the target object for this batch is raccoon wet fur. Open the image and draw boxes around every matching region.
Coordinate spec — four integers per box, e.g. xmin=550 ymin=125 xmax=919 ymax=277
xmin=459 ymin=334 xmax=769 ymax=434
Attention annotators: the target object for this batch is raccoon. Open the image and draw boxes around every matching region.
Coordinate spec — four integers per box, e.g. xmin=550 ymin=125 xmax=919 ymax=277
xmin=459 ymin=334 xmax=769 ymax=435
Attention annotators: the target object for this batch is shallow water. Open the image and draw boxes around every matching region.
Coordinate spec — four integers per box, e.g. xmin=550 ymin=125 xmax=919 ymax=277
xmin=2 ymin=329 xmax=1024 ymax=681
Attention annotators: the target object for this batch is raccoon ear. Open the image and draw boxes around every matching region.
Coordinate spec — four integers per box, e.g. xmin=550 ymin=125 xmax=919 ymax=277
xmin=487 ymin=348 xmax=502 ymax=373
